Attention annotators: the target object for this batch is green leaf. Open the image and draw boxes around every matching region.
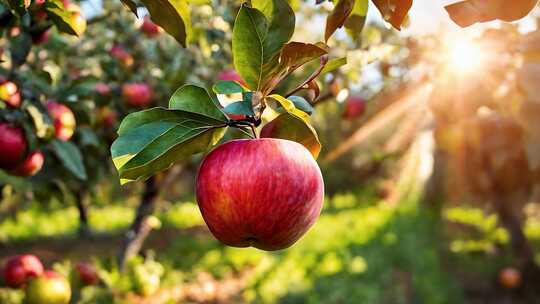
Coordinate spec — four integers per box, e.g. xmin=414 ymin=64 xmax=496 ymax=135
xmin=233 ymin=0 xmax=295 ymax=91
xmin=111 ymin=108 xmax=227 ymax=184
xmin=251 ymin=0 xmax=295 ymax=63
xmin=51 ymin=140 xmax=88 ymax=180
xmin=45 ymin=0 xmax=85 ymax=36
xmin=169 ymin=85 xmax=228 ymax=122
xmin=223 ymin=101 xmax=255 ymax=116
xmin=268 ymin=94 xmax=314 ymax=116
xmin=325 ymin=0 xmax=355 ymax=42
xmin=345 ymin=0 xmax=368 ymax=38
xmin=289 ymin=96 xmax=314 ymax=115
xmin=320 ymin=57 xmax=347 ymax=75
xmin=212 ymin=80 xmax=244 ymax=95
xmin=78 ymin=127 xmax=100 ymax=147
xmin=232 ymin=4 xmax=268 ymax=91
xmin=268 ymin=94 xmax=295 ymax=112
xmin=260 ymin=111 xmax=321 ymax=158
xmin=139 ymin=0 xmax=191 ymax=47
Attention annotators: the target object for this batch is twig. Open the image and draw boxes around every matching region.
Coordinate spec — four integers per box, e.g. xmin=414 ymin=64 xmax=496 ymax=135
xmin=285 ymin=55 xmax=329 ymax=98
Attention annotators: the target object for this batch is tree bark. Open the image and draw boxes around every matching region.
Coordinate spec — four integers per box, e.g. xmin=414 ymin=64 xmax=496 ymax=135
xmin=493 ymin=197 xmax=540 ymax=294
xmin=117 ymin=165 xmax=184 ymax=269
xmin=118 ymin=176 xmax=160 ymax=268
xmin=75 ymin=189 xmax=90 ymax=237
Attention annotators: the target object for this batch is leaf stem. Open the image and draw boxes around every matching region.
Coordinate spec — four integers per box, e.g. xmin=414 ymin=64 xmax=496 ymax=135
xmin=285 ymin=55 xmax=329 ymax=98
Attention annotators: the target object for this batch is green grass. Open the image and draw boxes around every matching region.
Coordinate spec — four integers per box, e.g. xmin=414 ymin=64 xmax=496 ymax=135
xmin=0 ymin=203 xmax=204 ymax=243
xmin=1 ymin=192 xmax=465 ymax=303
xmin=155 ymin=194 xmax=463 ymax=303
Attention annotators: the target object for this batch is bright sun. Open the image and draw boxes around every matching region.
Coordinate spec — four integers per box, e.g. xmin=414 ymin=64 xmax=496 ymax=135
xmin=446 ymin=38 xmax=485 ymax=74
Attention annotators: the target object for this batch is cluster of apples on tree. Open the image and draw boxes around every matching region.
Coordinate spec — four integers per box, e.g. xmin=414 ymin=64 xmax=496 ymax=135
xmin=1 ymin=254 xmax=100 ymax=304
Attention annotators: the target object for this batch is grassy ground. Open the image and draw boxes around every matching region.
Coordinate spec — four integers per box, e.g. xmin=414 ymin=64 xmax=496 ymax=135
xmin=0 ymin=187 xmax=469 ymax=303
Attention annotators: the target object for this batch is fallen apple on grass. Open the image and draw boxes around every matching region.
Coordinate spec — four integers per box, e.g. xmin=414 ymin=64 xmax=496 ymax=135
xmin=196 ymin=138 xmax=324 ymax=251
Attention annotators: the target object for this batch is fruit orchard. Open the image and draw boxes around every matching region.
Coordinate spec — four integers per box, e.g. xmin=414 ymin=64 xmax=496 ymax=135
xmin=1 ymin=0 xmax=540 ymax=303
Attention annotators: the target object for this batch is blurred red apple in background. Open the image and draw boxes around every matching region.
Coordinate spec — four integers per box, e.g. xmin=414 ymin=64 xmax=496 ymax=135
xmin=3 ymin=254 xmax=44 ymax=288
xmin=47 ymin=101 xmax=76 ymax=141
xmin=31 ymin=29 xmax=50 ymax=45
xmin=9 ymin=151 xmax=44 ymax=177
xmin=122 ymin=83 xmax=153 ymax=108
xmin=25 ymin=271 xmax=71 ymax=304
xmin=94 ymin=82 xmax=111 ymax=96
xmin=218 ymin=69 xmax=246 ymax=87
xmin=140 ymin=16 xmax=160 ymax=37
xmin=196 ymin=138 xmax=324 ymax=251
xmin=0 ymin=123 xmax=27 ymax=171
xmin=75 ymin=262 xmax=99 ymax=286
xmin=97 ymin=106 xmax=118 ymax=128
xmin=0 ymin=81 xmax=21 ymax=108
xmin=343 ymin=96 xmax=366 ymax=120
xmin=110 ymin=44 xmax=134 ymax=67
xmin=499 ymin=267 xmax=521 ymax=289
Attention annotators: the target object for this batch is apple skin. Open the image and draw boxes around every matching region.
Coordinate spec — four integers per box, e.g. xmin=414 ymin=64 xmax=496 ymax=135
xmin=3 ymin=255 xmax=44 ymax=288
xmin=25 ymin=271 xmax=71 ymax=304
xmin=499 ymin=267 xmax=521 ymax=289
xmin=196 ymin=138 xmax=324 ymax=251
xmin=343 ymin=96 xmax=366 ymax=120
xmin=75 ymin=262 xmax=99 ymax=286
xmin=140 ymin=16 xmax=160 ymax=37
xmin=0 ymin=81 xmax=21 ymax=108
xmin=9 ymin=151 xmax=44 ymax=177
xmin=47 ymin=101 xmax=76 ymax=141
xmin=0 ymin=123 xmax=27 ymax=171
xmin=122 ymin=83 xmax=154 ymax=108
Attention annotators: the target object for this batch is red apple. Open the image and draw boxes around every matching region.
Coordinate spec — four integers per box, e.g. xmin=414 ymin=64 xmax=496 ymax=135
xmin=196 ymin=138 xmax=324 ymax=251
xmin=218 ymin=70 xmax=246 ymax=87
xmin=25 ymin=271 xmax=71 ymax=304
xmin=0 ymin=81 xmax=21 ymax=108
xmin=97 ymin=107 xmax=118 ymax=128
xmin=3 ymin=254 xmax=44 ymax=288
xmin=9 ymin=151 xmax=44 ymax=177
xmin=31 ymin=29 xmax=50 ymax=45
xmin=33 ymin=10 xmax=48 ymax=23
xmin=110 ymin=44 xmax=134 ymax=67
xmin=122 ymin=83 xmax=153 ymax=108
xmin=140 ymin=16 xmax=160 ymax=37
xmin=343 ymin=96 xmax=366 ymax=120
xmin=47 ymin=101 xmax=76 ymax=141
xmin=94 ymin=82 xmax=111 ymax=96
xmin=75 ymin=262 xmax=99 ymax=286
xmin=0 ymin=123 xmax=27 ymax=170
xmin=499 ymin=267 xmax=521 ymax=289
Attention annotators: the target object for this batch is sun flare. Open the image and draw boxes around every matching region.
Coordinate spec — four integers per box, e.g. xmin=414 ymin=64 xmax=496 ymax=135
xmin=446 ymin=38 xmax=485 ymax=74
